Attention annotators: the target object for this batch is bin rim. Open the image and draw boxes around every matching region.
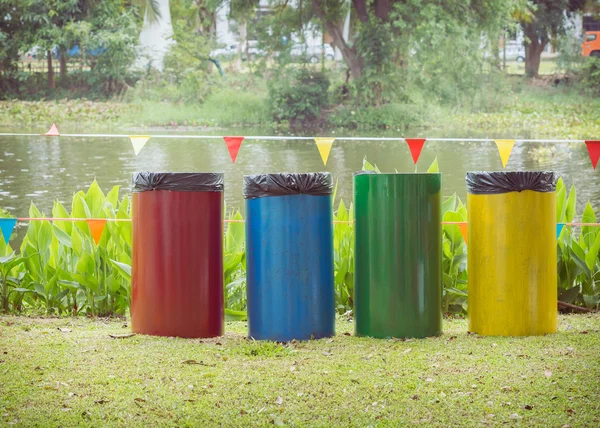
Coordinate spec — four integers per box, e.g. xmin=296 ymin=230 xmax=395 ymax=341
xmin=466 ymin=171 xmax=556 ymax=195
xmin=353 ymin=172 xmax=441 ymax=176
xmin=243 ymin=172 xmax=333 ymax=199
xmin=132 ymin=172 xmax=224 ymax=193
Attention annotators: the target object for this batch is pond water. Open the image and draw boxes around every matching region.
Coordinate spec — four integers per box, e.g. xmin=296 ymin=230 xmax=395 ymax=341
xmin=1 ymin=127 xmax=599 ymax=221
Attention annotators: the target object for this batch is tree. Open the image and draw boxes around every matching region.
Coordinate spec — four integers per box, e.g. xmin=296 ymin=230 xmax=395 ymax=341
xmin=311 ymin=0 xmax=518 ymax=82
xmin=517 ymin=0 xmax=585 ymax=77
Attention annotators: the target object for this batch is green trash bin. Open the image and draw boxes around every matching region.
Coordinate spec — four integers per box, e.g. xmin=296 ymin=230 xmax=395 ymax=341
xmin=354 ymin=172 xmax=442 ymax=338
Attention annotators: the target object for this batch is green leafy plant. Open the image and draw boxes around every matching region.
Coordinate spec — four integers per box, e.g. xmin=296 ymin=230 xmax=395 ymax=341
xmin=556 ymin=178 xmax=600 ymax=310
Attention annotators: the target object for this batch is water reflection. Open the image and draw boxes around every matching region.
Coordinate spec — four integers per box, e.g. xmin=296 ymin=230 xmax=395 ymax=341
xmin=0 ymin=130 xmax=599 ymax=219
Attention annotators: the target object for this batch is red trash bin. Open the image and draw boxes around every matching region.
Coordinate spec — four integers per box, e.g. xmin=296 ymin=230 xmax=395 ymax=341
xmin=131 ymin=172 xmax=224 ymax=338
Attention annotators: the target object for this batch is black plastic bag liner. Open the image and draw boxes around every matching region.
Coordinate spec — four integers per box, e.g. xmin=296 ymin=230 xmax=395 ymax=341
xmin=132 ymin=172 xmax=224 ymax=193
xmin=466 ymin=171 xmax=557 ymax=195
xmin=243 ymin=173 xmax=333 ymax=199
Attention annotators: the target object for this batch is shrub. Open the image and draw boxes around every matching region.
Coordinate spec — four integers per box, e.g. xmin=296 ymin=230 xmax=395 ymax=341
xmin=268 ymin=69 xmax=330 ymax=127
xmin=577 ymin=57 xmax=600 ymax=96
xmin=329 ymin=103 xmax=426 ymax=130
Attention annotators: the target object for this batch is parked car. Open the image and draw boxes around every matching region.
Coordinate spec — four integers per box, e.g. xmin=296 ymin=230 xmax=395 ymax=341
xmin=209 ymin=41 xmax=266 ymax=60
xmin=290 ymin=44 xmax=335 ymax=63
xmin=582 ymin=31 xmax=600 ymax=57
xmin=503 ymin=42 xmax=525 ymax=62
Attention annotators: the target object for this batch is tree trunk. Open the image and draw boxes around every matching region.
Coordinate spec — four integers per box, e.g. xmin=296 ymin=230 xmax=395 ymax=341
xmin=47 ymin=51 xmax=55 ymax=89
xmin=523 ymin=24 xmax=548 ymax=78
xmin=352 ymin=0 xmax=369 ymax=23
xmin=59 ymin=48 xmax=67 ymax=85
xmin=374 ymin=0 xmax=392 ymax=22
xmin=312 ymin=0 xmax=363 ymax=80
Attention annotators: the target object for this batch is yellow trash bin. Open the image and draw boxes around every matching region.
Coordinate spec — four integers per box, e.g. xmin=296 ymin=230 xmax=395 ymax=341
xmin=467 ymin=171 xmax=557 ymax=336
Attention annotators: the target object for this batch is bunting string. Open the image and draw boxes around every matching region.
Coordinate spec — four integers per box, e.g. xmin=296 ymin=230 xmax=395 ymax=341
xmin=1 ymin=217 xmax=597 ymax=244
xmin=0 ymin=132 xmax=592 ymax=143
xmin=2 ymin=126 xmax=598 ymax=167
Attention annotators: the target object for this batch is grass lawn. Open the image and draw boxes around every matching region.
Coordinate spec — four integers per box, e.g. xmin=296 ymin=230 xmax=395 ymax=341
xmin=1 ymin=314 xmax=599 ymax=427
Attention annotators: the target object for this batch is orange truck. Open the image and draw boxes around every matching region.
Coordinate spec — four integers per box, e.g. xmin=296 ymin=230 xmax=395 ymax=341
xmin=582 ymin=31 xmax=600 ymax=57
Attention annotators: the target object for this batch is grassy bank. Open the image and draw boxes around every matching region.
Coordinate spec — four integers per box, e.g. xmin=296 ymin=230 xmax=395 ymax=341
xmin=1 ymin=314 xmax=599 ymax=426
xmin=1 ymin=77 xmax=598 ymax=138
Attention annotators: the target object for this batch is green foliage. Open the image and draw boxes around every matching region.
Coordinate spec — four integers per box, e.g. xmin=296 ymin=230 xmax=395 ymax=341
xmin=556 ymin=178 xmax=600 ymax=310
xmin=127 ymin=0 xmax=217 ymax=104
xmin=332 ymin=183 xmax=354 ymax=314
xmin=268 ymin=69 xmax=330 ymax=127
xmin=223 ymin=210 xmax=246 ymax=312
xmin=2 ymin=181 xmax=132 ymax=315
xmin=577 ymin=57 xmax=600 ymax=96
xmin=3 ymin=170 xmax=599 ymax=316
xmin=329 ymin=103 xmax=426 ymax=130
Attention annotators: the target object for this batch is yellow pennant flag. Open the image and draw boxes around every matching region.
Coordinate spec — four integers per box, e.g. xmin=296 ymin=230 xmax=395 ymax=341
xmin=130 ymin=136 xmax=151 ymax=156
xmin=494 ymin=139 xmax=515 ymax=168
xmin=314 ymin=138 xmax=336 ymax=166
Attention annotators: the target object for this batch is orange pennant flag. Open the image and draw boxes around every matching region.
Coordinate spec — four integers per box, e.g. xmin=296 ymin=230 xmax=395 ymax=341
xmin=494 ymin=139 xmax=515 ymax=168
xmin=42 ymin=124 xmax=60 ymax=136
xmin=86 ymin=219 xmax=106 ymax=245
xmin=459 ymin=223 xmax=468 ymax=245
xmin=405 ymin=138 xmax=426 ymax=164
xmin=585 ymin=140 xmax=600 ymax=169
xmin=223 ymin=136 xmax=244 ymax=163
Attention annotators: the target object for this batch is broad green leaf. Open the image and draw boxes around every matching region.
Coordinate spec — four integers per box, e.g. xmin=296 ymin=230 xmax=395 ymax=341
xmin=85 ymin=180 xmax=106 ymax=218
xmin=442 ymin=194 xmax=457 ymax=214
xmin=71 ymin=227 xmax=83 ymax=256
xmin=336 ymin=199 xmax=348 ymax=221
xmin=362 ymin=157 xmax=381 ymax=173
xmin=52 ymin=225 xmax=72 ymax=249
xmin=558 ymin=286 xmax=580 ymax=304
xmin=72 ymin=193 xmax=91 ymax=234
xmin=105 ymin=186 xmax=120 ymax=210
xmin=585 ymin=232 xmax=600 ymax=271
xmin=427 ymin=157 xmax=439 ymax=173
xmin=581 ymin=202 xmax=597 ymax=249
xmin=565 ymin=184 xmax=577 ymax=222
xmin=583 ymin=294 xmax=600 ymax=309
xmin=37 ymin=221 xmax=53 ymax=255
xmin=109 ymin=259 xmax=131 ymax=282
xmin=555 ymin=184 xmax=566 ymax=222
xmin=52 ymin=200 xmax=72 ymax=235
xmin=225 ymin=308 xmax=247 ymax=321
xmin=225 ymin=211 xmax=245 ymax=253
xmin=442 ymin=211 xmax=464 ymax=245
xmin=569 ymin=243 xmax=591 ymax=279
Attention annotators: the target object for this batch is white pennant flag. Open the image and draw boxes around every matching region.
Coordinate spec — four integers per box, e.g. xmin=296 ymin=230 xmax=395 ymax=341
xmin=129 ymin=136 xmax=151 ymax=156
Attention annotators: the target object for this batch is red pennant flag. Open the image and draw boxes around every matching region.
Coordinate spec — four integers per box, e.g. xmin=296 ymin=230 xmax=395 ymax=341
xmin=405 ymin=138 xmax=426 ymax=164
xmin=86 ymin=219 xmax=107 ymax=245
xmin=42 ymin=124 xmax=60 ymax=136
xmin=223 ymin=136 xmax=244 ymax=163
xmin=585 ymin=140 xmax=600 ymax=169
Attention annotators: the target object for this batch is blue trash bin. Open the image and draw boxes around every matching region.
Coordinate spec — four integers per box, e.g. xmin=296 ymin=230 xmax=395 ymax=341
xmin=244 ymin=173 xmax=335 ymax=341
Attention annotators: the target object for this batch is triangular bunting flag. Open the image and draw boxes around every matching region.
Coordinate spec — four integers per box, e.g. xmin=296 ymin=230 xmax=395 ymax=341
xmin=86 ymin=219 xmax=106 ymax=245
xmin=223 ymin=136 xmax=244 ymax=163
xmin=585 ymin=140 xmax=600 ymax=169
xmin=314 ymin=138 xmax=335 ymax=165
xmin=494 ymin=139 xmax=515 ymax=168
xmin=0 ymin=218 xmax=17 ymax=244
xmin=458 ymin=223 xmax=468 ymax=245
xmin=556 ymin=223 xmax=565 ymax=240
xmin=42 ymin=124 xmax=60 ymax=136
xmin=405 ymin=138 xmax=426 ymax=164
xmin=129 ymin=136 xmax=151 ymax=156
